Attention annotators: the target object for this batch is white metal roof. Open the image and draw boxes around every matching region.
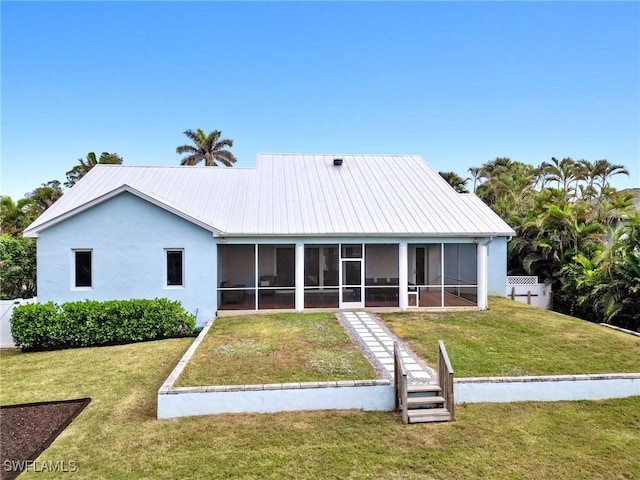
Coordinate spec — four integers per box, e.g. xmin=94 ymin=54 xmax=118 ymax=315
xmin=24 ymin=154 xmax=516 ymax=238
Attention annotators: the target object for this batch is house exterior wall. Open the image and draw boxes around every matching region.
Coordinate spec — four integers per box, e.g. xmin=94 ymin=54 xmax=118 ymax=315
xmin=36 ymin=192 xmax=217 ymax=326
xmin=487 ymin=236 xmax=508 ymax=297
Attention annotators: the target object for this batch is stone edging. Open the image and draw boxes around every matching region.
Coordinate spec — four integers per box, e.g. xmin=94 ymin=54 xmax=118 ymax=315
xmin=600 ymin=323 xmax=640 ymax=337
xmin=161 ymin=379 xmax=391 ymax=395
xmin=455 ymin=373 xmax=640 ymax=383
xmin=159 ymin=316 xmax=217 ymax=392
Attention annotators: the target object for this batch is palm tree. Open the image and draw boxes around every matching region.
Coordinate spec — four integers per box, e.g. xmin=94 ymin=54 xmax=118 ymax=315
xmin=176 ymin=129 xmax=237 ymax=167
xmin=583 ymin=212 xmax=640 ymax=329
xmin=0 ymin=196 xmax=39 ymax=236
xmin=576 ymin=159 xmax=628 ymax=200
xmin=438 ymin=171 xmax=469 ymax=193
xmin=596 ymin=160 xmax=629 ymax=191
xmin=468 ymin=167 xmax=483 ymax=194
xmin=65 ymin=152 xmax=124 ymax=187
xmin=539 ymin=157 xmax=579 ymax=195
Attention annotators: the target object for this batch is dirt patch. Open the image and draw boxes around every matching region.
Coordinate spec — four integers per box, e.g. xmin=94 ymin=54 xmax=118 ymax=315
xmin=0 ymin=398 xmax=90 ymax=480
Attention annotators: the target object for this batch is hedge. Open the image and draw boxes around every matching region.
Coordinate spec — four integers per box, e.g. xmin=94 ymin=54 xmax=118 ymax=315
xmin=10 ymin=298 xmax=196 ymax=350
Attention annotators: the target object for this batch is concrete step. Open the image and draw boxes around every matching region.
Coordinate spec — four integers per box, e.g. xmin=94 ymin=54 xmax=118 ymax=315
xmin=407 ymin=407 xmax=451 ymax=424
xmin=407 ymin=395 xmax=445 ymax=407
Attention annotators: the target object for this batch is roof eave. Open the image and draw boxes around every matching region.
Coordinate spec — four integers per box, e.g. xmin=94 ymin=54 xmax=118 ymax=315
xmin=217 ymin=231 xmax=516 ymax=238
xmin=23 ymin=185 xmax=223 ymax=237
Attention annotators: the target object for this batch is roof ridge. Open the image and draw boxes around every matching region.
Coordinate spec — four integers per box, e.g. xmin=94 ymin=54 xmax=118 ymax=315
xmin=93 ymin=164 xmax=256 ymax=170
xmin=257 ymin=152 xmax=421 ymax=157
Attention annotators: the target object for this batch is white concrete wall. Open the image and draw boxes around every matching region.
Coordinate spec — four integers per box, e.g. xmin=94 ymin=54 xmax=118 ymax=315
xmin=455 ymin=374 xmax=640 ymax=403
xmin=158 ymin=383 xmax=395 ymax=419
xmin=36 ymin=192 xmax=217 ymax=326
xmin=487 ymin=237 xmax=508 ymax=296
xmin=506 ymin=283 xmax=552 ymax=309
xmin=0 ymin=298 xmax=37 ymax=348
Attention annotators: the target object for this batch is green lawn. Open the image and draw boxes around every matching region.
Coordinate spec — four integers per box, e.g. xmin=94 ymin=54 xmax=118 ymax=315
xmin=175 ymin=312 xmax=375 ymax=386
xmin=381 ymin=297 xmax=640 ymax=377
xmin=1 ymin=341 xmax=639 ymax=479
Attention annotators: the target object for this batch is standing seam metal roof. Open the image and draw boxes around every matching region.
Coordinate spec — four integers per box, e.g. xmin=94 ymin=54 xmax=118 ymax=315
xmin=23 ymin=154 xmax=516 ymax=237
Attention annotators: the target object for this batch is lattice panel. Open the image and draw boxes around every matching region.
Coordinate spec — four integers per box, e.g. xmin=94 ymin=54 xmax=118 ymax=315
xmin=507 ymin=276 xmax=538 ymax=285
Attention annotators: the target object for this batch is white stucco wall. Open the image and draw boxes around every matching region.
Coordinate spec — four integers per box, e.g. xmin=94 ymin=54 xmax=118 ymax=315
xmin=487 ymin=236 xmax=508 ymax=296
xmin=158 ymin=384 xmax=395 ymax=419
xmin=455 ymin=374 xmax=640 ymax=403
xmin=36 ymin=192 xmax=217 ymax=326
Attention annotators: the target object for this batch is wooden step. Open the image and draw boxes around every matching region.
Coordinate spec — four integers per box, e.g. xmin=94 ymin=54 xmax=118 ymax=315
xmin=407 ymin=395 xmax=445 ymax=407
xmin=407 ymin=407 xmax=451 ymax=424
xmin=407 ymin=384 xmax=441 ymax=394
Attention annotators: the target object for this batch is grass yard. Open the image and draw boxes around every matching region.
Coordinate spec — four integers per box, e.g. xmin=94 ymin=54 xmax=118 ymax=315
xmin=175 ymin=312 xmax=375 ymax=386
xmin=1 ymin=341 xmax=639 ymax=479
xmin=382 ymin=297 xmax=640 ymax=377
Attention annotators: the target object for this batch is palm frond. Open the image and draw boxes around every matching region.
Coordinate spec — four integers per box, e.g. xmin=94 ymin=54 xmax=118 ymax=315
xmin=176 ymin=145 xmax=199 ymax=155
xmin=180 ymin=154 xmax=203 ymax=166
xmin=214 ymin=150 xmax=237 ymax=167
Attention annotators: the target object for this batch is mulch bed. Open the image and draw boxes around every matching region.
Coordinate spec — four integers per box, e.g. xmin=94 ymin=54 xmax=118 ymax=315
xmin=0 ymin=398 xmax=90 ymax=480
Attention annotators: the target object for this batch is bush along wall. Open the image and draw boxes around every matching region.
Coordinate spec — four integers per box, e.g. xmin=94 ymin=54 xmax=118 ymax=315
xmin=10 ymin=298 xmax=195 ymax=351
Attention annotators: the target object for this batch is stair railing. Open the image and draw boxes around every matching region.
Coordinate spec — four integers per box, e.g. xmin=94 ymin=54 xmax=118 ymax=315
xmin=393 ymin=341 xmax=409 ymax=424
xmin=437 ymin=340 xmax=455 ymax=421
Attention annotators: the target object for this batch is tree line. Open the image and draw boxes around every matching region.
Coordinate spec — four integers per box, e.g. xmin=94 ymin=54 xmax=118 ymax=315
xmin=441 ymin=157 xmax=639 ymax=331
xmin=2 ymin=133 xmax=637 ymax=332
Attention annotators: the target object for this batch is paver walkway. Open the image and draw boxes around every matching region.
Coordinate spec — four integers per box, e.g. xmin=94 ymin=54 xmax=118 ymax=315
xmin=337 ymin=311 xmax=437 ymax=385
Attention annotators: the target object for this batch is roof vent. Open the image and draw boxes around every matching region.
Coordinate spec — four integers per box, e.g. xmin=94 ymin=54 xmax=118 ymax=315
xmin=333 ymin=158 xmax=343 ymax=166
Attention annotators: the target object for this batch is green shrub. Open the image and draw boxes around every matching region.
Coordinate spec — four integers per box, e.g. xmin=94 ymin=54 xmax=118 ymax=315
xmin=10 ymin=298 xmax=195 ymax=350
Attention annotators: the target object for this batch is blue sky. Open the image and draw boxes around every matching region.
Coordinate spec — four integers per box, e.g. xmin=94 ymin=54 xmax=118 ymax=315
xmin=2 ymin=1 xmax=639 ymax=200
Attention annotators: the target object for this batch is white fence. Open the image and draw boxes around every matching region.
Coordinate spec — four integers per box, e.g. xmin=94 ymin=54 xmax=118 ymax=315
xmin=0 ymin=298 xmax=36 ymax=348
xmin=506 ymin=276 xmax=552 ymax=309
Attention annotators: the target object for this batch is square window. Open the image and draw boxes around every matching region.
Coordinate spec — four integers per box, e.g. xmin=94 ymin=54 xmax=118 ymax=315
xmin=166 ymin=250 xmax=183 ymax=286
xmin=74 ymin=250 xmax=92 ymax=288
xmin=341 ymin=244 xmax=362 ymax=258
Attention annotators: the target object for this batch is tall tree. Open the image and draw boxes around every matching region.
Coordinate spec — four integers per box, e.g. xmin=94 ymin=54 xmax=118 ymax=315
xmin=176 ymin=129 xmax=237 ymax=167
xmin=0 ymin=234 xmax=37 ymax=299
xmin=539 ymin=157 xmax=579 ymax=194
xmin=567 ymin=212 xmax=640 ymax=331
xmin=27 ymin=181 xmax=64 ymax=211
xmin=468 ymin=167 xmax=482 ymax=194
xmin=65 ymin=152 xmax=124 ymax=187
xmin=0 ymin=196 xmax=39 ymax=236
xmin=439 ymin=171 xmax=469 ymax=193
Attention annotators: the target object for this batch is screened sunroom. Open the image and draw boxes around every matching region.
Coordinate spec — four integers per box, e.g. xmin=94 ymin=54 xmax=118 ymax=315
xmin=217 ymin=241 xmax=479 ymax=312
xmin=407 ymin=243 xmax=478 ymax=307
xmin=217 ymin=244 xmax=295 ymax=310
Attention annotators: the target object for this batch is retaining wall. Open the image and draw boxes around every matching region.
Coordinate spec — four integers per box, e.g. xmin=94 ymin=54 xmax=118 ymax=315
xmin=455 ymin=373 xmax=640 ymax=403
xmin=157 ymin=316 xmax=394 ymax=419
xmin=158 ymin=381 xmax=394 ymax=419
xmin=158 ymin=316 xmax=639 ymax=419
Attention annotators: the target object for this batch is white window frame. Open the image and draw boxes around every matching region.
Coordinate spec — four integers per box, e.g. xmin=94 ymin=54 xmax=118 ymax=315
xmin=71 ymin=249 xmax=93 ymax=290
xmin=165 ymin=248 xmax=185 ymax=289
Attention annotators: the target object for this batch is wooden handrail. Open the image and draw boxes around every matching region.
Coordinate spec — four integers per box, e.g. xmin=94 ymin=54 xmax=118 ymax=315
xmin=393 ymin=341 xmax=409 ymax=424
xmin=437 ymin=340 xmax=455 ymax=421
